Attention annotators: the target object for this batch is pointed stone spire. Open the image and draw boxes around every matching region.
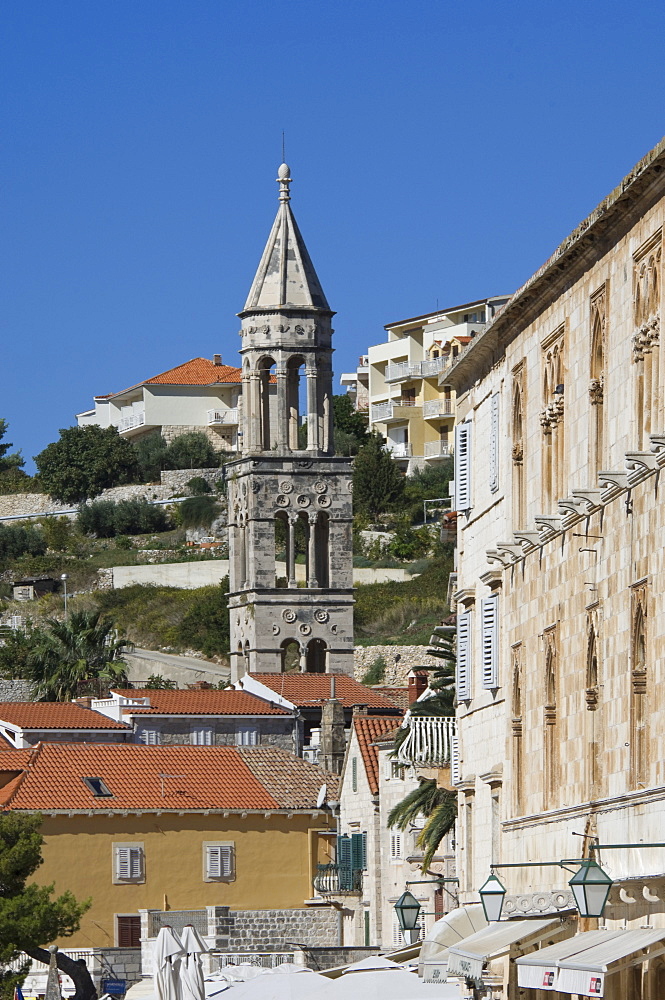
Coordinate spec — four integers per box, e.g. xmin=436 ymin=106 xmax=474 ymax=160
xmin=243 ymin=164 xmax=330 ymax=312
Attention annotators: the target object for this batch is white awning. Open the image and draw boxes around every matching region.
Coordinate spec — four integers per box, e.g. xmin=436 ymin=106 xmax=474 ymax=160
xmin=447 ymin=917 xmax=564 ymax=981
xmin=557 ymin=928 xmax=665 ymax=998
xmin=515 ymin=930 xmax=625 ymax=991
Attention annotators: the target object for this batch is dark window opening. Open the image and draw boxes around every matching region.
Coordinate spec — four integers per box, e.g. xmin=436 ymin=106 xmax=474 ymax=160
xmin=83 ymin=776 xmax=113 ymax=797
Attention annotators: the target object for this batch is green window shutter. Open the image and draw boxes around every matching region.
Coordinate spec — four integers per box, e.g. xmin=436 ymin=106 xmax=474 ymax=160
xmin=351 ymin=832 xmax=367 ymax=871
xmin=337 ymin=835 xmax=352 ymax=890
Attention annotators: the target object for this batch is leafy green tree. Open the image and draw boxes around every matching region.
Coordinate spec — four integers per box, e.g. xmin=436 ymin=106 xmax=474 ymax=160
xmin=186 ymin=476 xmax=212 ymax=495
xmin=77 ymin=499 xmax=171 ymax=538
xmin=403 ymin=460 xmax=454 ymax=524
xmin=39 ymin=516 xmax=74 ymax=552
xmin=144 ymin=674 xmax=177 ymax=689
xmin=34 ymin=426 xmax=140 ymax=503
xmin=0 ymin=626 xmax=35 ymax=681
xmin=26 ymin=610 xmax=131 ymax=701
xmin=0 ymin=420 xmax=24 ymax=473
xmin=0 ymin=812 xmax=94 ymax=1000
xmin=163 ymin=432 xmax=219 ymax=470
xmin=0 ymin=524 xmax=46 ymax=567
xmin=332 ymin=395 xmax=368 ymax=455
xmin=174 ymin=578 xmax=230 ymax=657
xmin=133 ymin=433 xmax=168 ymax=482
xmin=353 ymin=433 xmax=404 ymax=519
xmin=180 ymin=495 xmax=221 ymax=529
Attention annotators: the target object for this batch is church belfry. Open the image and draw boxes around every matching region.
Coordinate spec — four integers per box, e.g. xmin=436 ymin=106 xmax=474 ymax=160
xmin=227 ymin=164 xmax=354 ymax=682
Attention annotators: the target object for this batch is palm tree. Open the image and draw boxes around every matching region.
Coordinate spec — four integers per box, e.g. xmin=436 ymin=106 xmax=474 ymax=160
xmin=387 ymin=778 xmax=457 ymax=872
xmin=27 ymin=610 xmax=131 ymax=701
xmin=388 ymin=619 xmax=458 ymax=872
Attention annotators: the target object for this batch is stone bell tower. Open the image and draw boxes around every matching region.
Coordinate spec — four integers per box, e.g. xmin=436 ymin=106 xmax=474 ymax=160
xmin=227 ymin=164 xmax=354 ymax=683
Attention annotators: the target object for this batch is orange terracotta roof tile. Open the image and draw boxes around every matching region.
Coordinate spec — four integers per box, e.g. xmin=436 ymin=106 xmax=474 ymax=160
xmin=353 ymin=716 xmax=403 ymax=795
xmin=0 ymin=749 xmax=35 ymax=767
xmin=0 ymin=703 xmax=130 ymax=730
xmin=372 ymin=687 xmax=410 ymax=712
xmin=144 ymin=358 xmax=242 ymax=385
xmin=238 ymin=748 xmax=339 ymax=808
xmin=247 ymin=675 xmax=402 ymax=712
xmin=0 ymin=743 xmax=330 ymax=813
xmin=112 ymin=690 xmax=289 ymax=717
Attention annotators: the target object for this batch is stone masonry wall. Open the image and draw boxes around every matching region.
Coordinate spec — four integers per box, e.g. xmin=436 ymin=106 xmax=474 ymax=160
xmin=160 ymin=468 xmax=225 ymax=492
xmin=225 ymin=908 xmax=338 ymax=951
xmin=353 ymin=645 xmax=441 ymax=685
xmin=0 ymin=679 xmax=34 ymax=701
xmin=153 ymin=718 xmax=297 ymax=752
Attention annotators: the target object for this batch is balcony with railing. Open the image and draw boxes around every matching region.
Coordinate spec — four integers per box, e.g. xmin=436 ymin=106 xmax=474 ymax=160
xmin=420 ymin=357 xmax=449 ymax=378
xmin=370 ymin=401 xmax=421 ymax=425
xmin=395 ymin=716 xmax=457 ymax=771
xmin=207 ymin=408 xmax=238 ymax=425
xmin=313 ymin=864 xmax=363 ymax=894
xmin=423 ymin=399 xmax=453 ymax=419
xmin=385 ymin=361 xmax=422 ymax=383
xmin=424 ymin=441 xmax=453 ymax=459
xmin=118 ymin=411 xmax=146 ymax=433
xmin=389 ymin=442 xmax=412 ymax=459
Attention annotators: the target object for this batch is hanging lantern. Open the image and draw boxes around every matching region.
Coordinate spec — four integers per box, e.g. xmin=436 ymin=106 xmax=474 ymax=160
xmin=479 ymin=872 xmax=507 ymax=922
xmin=568 ymin=859 xmax=613 ymax=918
xmin=394 ymin=891 xmax=421 ymax=931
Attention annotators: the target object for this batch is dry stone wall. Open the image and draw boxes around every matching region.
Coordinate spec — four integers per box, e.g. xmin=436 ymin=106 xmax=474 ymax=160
xmin=225 ymin=908 xmax=338 ymax=951
xmin=354 ymin=645 xmax=441 ymax=685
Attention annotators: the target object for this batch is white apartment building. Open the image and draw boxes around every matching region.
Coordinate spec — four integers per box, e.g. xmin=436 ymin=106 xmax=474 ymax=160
xmin=76 ymin=355 xmax=243 ymax=452
xmin=366 ymin=298 xmax=509 ymax=473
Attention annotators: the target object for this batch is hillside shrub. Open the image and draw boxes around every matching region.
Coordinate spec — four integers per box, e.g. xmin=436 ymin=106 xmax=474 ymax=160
xmin=78 ymin=499 xmax=171 ymax=538
xmin=0 ymin=524 xmax=46 ymax=566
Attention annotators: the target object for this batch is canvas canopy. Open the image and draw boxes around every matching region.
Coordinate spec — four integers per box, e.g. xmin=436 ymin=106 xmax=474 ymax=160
xmin=515 ymin=930 xmax=625 ymax=991
xmin=556 ymin=928 xmax=665 ymax=998
xmin=418 ymin=903 xmax=488 ymax=974
xmin=447 ymin=917 xmax=564 ymax=981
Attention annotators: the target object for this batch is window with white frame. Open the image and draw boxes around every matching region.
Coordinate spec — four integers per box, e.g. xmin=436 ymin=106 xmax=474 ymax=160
xmin=203 ymin=842 xmax=235 ymax=881
xmin=113 ymin=843 xmax=144 ymax=883
xmin=191 ymin=724 xmax=214 ymax=745
xmin=481 ymin=595 xmax=499 ymax=689
xmin=390 ymin=832 xmax=403 ymax=860
xmin=137 ymin=726 xmax=161 ymax=745
xmin=391 ymin=761 xmax=404 ymax=779
xmin=235 ymin=724 xmax=258 ymax=746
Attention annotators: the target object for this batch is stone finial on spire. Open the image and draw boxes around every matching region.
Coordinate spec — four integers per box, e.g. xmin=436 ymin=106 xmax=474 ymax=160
xmin=277 ymin=162 xmax=291 ymax=203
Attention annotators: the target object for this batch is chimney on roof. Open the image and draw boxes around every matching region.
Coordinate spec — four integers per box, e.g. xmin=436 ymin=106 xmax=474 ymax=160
xmin=319 ymin=695 xmax=345 ymax=775
xmin=213 ymin=354 xmax=222 ymax=366
xmin=408 ymin=670 xmax=429 ymax=704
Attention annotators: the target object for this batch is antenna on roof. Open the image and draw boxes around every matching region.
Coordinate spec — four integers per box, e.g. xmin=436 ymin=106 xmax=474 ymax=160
xmin=282 ymin=131 xmax=286 ymax=163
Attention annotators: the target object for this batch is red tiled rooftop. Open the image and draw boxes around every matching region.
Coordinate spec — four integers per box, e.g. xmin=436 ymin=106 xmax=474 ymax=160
xmin=0 ymin=703 xmax=130 ymax=730
xmin=246 ymin=675 xmax=402 ymax=712
xmin=0 ymin=743 xmax=336 ymax=812
xmin=353 ymin=716 xmax=403 ymax=795
xmin=144 ymin=358 xmax=242 ymax=386
xmin=112 ymin=690 xmax=289 ymax=716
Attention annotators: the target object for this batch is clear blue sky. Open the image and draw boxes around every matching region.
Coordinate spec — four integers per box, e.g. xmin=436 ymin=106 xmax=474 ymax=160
xmin=2 ymin=0 xmax=665 ymax=471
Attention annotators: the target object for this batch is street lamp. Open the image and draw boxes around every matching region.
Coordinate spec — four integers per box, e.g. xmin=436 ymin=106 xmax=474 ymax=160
xmin=478 ymin=872 xmax=507 ymax=922
xmin=394 ymin=891 xmax=421 ymax=942
xmin=60 ymin=574 xmax=68 ymax=619
xmin=568 ymin=859 xmax=613 ymax=918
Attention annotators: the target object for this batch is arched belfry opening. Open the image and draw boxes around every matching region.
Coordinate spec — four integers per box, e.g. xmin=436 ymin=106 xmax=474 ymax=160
xmin=227 ymin=163 xmax=354 ymax=682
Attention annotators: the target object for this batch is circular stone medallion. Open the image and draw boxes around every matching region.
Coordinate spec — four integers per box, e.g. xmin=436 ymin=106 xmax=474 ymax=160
xmin=317 ymin=494 xmax=331 ymax=508
xmin=282 ymin=609 xmax=297 ymax=623
xmin=297 ymin=495 xmax=311 ymax=507
xmin=279 ymin=481 xmax=293 ymax=493
xmin=314 ymin=609 xmax=329 ymax=623
xmin=314 ymin=481 xmax=328 ymax=494
xmin=276 ymin=495 xmax=290 ymax=507
xmin=298 ymin=623 xmax=312 ymax=636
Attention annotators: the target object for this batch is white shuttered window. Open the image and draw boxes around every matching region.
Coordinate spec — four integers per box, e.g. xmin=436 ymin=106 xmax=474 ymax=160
xmin=454 ymin=422 xmax=472 ymax=511
xmin=115 ymin=845 xmax=143 ymax=881
xmin=205 ymin=844 xmax=234 ymax=880
xmin=481 ymin=595 xmax=499 ymax=689
xmin=390 ymin=833 xmax=403 ymax=860
xmin=456 ymin=610 xmax=471 ymax=700
xmin=489 ymin=393 xmax=499 ymax=493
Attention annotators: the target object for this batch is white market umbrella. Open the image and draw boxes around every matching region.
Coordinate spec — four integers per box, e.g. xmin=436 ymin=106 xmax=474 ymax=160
xmin=341 ymin=957 xmax=403 ymax=974
xmin=268 ymin=965 xmax=311 ymax=975
xmin=180 ymin=925 xmax=209 ymax=1000
xmin=226 ymin=970 xmax=333 ymax=1000
xmin=320 ymin=969 xmax=459 ymax=1000
xmin=154 ymin=926 xmax=186 ymax=1000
